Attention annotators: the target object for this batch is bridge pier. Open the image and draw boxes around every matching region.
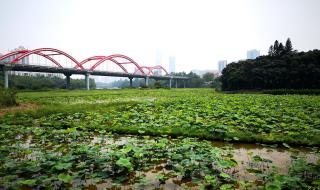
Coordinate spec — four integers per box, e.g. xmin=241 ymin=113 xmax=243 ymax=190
xmin=129 ymin=77 xmax=133 ymax=88
xmin=65 ymin=74 xmax=71 ymax=89
xmin=145 ymin=76 xmax=149 ymax=87
xmin=4 ymin=70 xmax=9 ymax=89
xmin=169 ymin=78 xmax=172 ymax=89
xmin=183 ymin=79 xmax=186 ymax=88
xmin=85 ymin=73 xmax=90 ymax=90
xmin=175 ymin=79 xmax=178 ymax=88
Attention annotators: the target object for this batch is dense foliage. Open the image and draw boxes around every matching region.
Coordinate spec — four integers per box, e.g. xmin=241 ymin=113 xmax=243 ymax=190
xmin=262 ymin=89 xmax=320 ymax=95
xmin=0 ymin=88 xmax=17 ymax=107
xmin=0 ymin=74 xmax=96 ymax=90
xmin=221 ymin=50 xmax=320 ymax=90
xmin=0 ymin=89 xmax=319 ymax=189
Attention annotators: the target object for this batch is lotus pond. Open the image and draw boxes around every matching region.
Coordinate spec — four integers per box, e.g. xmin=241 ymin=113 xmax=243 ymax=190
xmin=0 ymin=89 xmax=320 ymax=189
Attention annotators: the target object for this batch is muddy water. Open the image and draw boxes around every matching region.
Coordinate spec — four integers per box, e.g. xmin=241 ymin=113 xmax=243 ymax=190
xmin=14 ymin=135 xmax=319 ymax=190
xmin=212 ymin=142 xmax=318 ymax=181
xmin=85 ymin=135 xmax=319 ymax=190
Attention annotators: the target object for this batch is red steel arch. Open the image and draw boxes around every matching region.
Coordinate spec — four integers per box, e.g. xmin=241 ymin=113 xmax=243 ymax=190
xmin=76 ymin=56 xmax=128 ymax=73
xmin=0 ymin=50 xmax=63 ymax=68
xmin=8 ymin=48 xmax=84 ymax=69
xmin=0 ymin=48 xmax=170 ymax=76
xmin=0 ymin=50 xmax=29 ymax=61
xmin=89 ymin=54 xmax=145 ymax=74
xmin=136 ymin=65 xmax=169 ymax=76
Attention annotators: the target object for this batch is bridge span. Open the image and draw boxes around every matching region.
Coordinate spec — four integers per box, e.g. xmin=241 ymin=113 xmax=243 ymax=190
xmin=0 ymin=48 xmax=188 ymax=89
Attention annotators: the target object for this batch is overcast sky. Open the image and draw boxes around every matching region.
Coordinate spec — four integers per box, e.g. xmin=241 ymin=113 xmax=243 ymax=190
xmin=1 ymin=0 xmax=320 ymax=72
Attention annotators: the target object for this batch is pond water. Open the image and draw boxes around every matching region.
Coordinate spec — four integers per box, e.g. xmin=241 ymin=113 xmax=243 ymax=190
xmin=214 ymin=142 xmax=318 ymax=180
xmin=83 ymin=135 xmax=319 ymax=190
xmin=5 ymin=134 xmax=318 ymax=190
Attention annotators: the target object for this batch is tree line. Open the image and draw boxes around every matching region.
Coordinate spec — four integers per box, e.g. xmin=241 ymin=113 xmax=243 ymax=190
xmin=0 ymin=71 xmax=221 ymax=90
xmin=268 ymin=38 xmax=294 ymax=56
xmin=0 ymin=74 xmax=96 ymax=90
xmin=104 ymin=72 xmax=221 ymax=89
xmin=221 ymin=39 xmax=320 ymax=91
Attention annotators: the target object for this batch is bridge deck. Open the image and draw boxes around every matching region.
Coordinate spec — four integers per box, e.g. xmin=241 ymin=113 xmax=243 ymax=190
xmin=0 ymin=63 xmax=188 ymax=80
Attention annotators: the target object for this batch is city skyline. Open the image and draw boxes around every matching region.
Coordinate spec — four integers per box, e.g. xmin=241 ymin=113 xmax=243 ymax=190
xmin=1 ymin=0 xmax=320 ymax=73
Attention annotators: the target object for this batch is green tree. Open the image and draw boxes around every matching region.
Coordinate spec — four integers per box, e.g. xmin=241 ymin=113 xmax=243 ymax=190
xmin=268 ymin=45 xmax=274 ymax=56
xmin=285 ymin=38 xmax=293 ymax=54
xmin=0 ymin=74 xmax=96 ymax=90
xmin=273 ymin=40 xmax=279 ymax=55
xmin=154 ymin=81 xmax=162 ymax=89
xmin=202 ymin=72 xmax=215 ymax=88
xmin=221 ymin=49 xmax=320 ymax=90
xmin=269 ymin=38 xmax=294 ymax=57
xmin=212 ymin=77 xmax=222 ymax=90
xmin=202 ymin=72 xmax=214 ymax=82
xmin=278 ymin=43 xmax=285 ymax=56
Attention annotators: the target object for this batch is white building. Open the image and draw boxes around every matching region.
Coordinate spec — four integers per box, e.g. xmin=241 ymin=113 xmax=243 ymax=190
xmin=169 ymin=56 xmax=176 ymax=74
xmin=247 ymin=49 xmax=260 ymax=59
xmin=218 ymin=60 xmax=227 ymax=73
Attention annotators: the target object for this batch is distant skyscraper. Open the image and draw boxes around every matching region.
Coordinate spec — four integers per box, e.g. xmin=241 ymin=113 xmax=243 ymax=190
xmin=169 ymin=56 xmax=176 ymax=74
xmin=247 ymin=49 xmax=260 ymax=59
xmin=218 ymin=60 xmax=227 ymax=72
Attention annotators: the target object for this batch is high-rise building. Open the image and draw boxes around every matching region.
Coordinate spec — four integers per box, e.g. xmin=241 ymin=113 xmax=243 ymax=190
xmin=247 ymin=49 xmax=260 ymax=59
xmin=218 ymin=60 xmax=227 ymax=73
xmin=169 ymin=56 xmax=176 ymax=74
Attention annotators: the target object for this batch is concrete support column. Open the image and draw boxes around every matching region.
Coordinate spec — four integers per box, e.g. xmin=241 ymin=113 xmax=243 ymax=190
xmin=129 ymin=77 xmax=133 ymax=88
xmin=145 ymin=76 xmax=149 ymax=87
xmin=65 ymin=74 xmax=71 ymax=89
xmin=85 ymin=73 xmax=90 ymax=90
xmin=175 ymin=79 xmax=178 ymax=88
xmin=4 ymin=69 xmax=9 ymax=89
xmin=183 ymin=79 xmax=186 ymax=88
xmin=169 ymin=78 xmax=172 ymax=89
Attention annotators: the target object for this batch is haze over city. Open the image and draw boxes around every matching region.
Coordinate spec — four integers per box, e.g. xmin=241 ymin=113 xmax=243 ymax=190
xmin=1 ymin=0 xmax=320 ymax=72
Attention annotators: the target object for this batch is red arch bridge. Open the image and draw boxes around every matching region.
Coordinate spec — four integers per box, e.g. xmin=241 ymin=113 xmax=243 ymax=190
xmin=0 ymin=48 xmax=188 ymax=89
